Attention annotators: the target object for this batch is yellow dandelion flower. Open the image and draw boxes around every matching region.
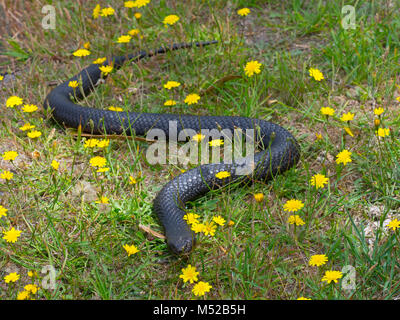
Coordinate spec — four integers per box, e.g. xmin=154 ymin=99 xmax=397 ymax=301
xmin=72 ymin=48 xmax=91 ymax=57
xmin=19 ymin=123 xmax=35 ymax=132
xmin=24 ymin=284 xmax=39 ymax=294
xmin=209 ymin=139 xmax=224 ymax=147
xmin=0 ymin=205 xmax=8 ymax=218
xmin=244 ymin=60 xmax=262 ymax=77
xmin=135 ymin=0 xmax=150 ymax=7
xmin=0 ymin=75 xmax=3 ymax=81
xmin=128 ymin=29 xmax=140 ymax=36
xmin=22 ymin=104 xmax=38 ymax=113
xmin=99 ymin=65 xmax=113 ymax=76
xmin=4 ymin=272 xmax=20 ymax=283
xmin=6 ymin=95 xmax=23 ymax=108
xmin=164 ymin=100 xmax=177 ymax=106
xmin=89 ymin=156 xmax=107 ymax=168
xmin=124 ymin=1 xmax=135 ymax=8
xmin=203 ymin=221 xmax=217 ymax=236
xmin=95 ymin=196 xmax=109 ymax=204
xmin=164 ymin=81 xmax=181 ymax=90
xmin=100 ymin=7 xmax=115 ymax=17
xmin=321 ymin=270 xmax=343 ymax=284
xmin=184 ymin=93 xmax=200 ymax=105
xmin=192 ymin=133 xmax=205 ymax=142
xmin=297 ymin=297 xmax=312 ymax=300
xmin=96 ymin=167 xmax=110 ymax=173
xmin=215 ymin=171 xmax=231 ymax=179
xmin=123 ymin=244 xmax=139 ymax=256
xmin=68 ymin=80 xmax=79 ymax=88
xmin=192 ymin=281 xmax=212 ymax=296
xmin=179 ymin=264 xmax=199 ymax=284
xmin=336 ymin=149 xmax=352 ymax=166
xmin=17 ymin=291 xmax=30 ymax=300
xmin=309 ymin=254 xmax=328 ymax=267
xmin=51 ymin=160 xmax=60 ymax=170
xmin=191 ymin=222 xmax=205 ymax=233
xmin=212 ymin=215 xmax=226 ymax=226
xmin=2 ymin=151 xmax=18 ymax=161
xmin=129 ymin=176 xmax=137 ymax=185
xmin=310 ymin=173 xmax=329 ymax=189
xmin=287 ymin=215 xmax=305 ymax=226
xmin=117 ymin=34 xmax=132 ymax=43
xmin=228 ymin=220 xmax=235 ymax=226
xmin=84 ymin=138 xmax=99 ymax=148
xmin=237 ymin=8 xmax=251 ymax=16
xmin=134 ymin=12 xmax=142 ymax=19
xmin=93 ymin=57 xmax=107 ymax=64
xmin=183 ymin=213 xmax=200 ymax=225
xmin=376 ymin=127 xmax=390 ymax=138
xmin=344 ymin=127 xmax=354 ymax=137
xmin=340 ymin=112 xmax=355 ymax=122
xmin=83 ymin=42 xmax=90 ymax=49
xmin=320 ymin=107 xmax=335 ymax=116
xmin=3 ymin=227 xmax=22 ymax=243
xmin=374 ymin=107 xmax=384 ymax=116
xmin=0 ymin=170 xmax=13 ymax=180
xmin=108 ymin=106 xmax=124 ymax=112
xmin=283 ymin=199 xmax=304 ymax=212
xmin=97 ymin=139 xmax=110 ymax=148
xmin=92 ymin=4 xmax=101 ymax=19
xmin=254 ymin=193 xmax=264 ymax=203
xmin=387 ymin=219 xmax=400 ymax=231
xmin=163 ymin=14 xmax=180 ymax=26
xmin=27 ymin=130 xmax=42 ymax=139
xmin=309 ymin=68 xmax=324 ymax=81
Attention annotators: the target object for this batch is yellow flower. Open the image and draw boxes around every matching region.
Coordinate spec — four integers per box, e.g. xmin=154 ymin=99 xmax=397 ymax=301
xmin=344 ymin=127 xmax=354 ymax=137
xmin=297 ymin=297 xmax=312 ymax=300
xmin=184 ymin=93 xmax=200 ymax=105
xmin=203 ymin=221 xmax=217 ymax=236
xmin=237 ymin=8 xmax=250 ymax=16
xmin=387 ymin=219 xmax=400 ymax=231
xmin=128 ymin=29 xmax=140 ymax=36
xmin=24 ymin=284 xmax=39 ymax=294
xmin=51 ymin=160 xmax=60 ymax=170
xmin=212 ymin=215 xmax=226 ymax=226
xmin=179 ymin=264 xmax=199 ymax=284
xmin=376 ymin=127 xmax=390 ymax=138
xmin=340 ymin=112 xmax=355 ymax=122
xmin=287 ymin=215 xmax=305 ymax=226
xmin=19 ymin=123 xmax=35 ymax=131
xmin=72 ymin=48 xmax=91 ymax=57
xmin=320 ymin=107 xmax=335 ymax=116
xmin=310 ymin=173 xmax=329 ymax=189
xmin=0 ymin=205 xmax=8 ymax=218
xmin=309 ymin=68 xmax=324 ymax=81
xmin=100 ymin=7 xmax=115 ymax=17
xmin=27 ymin=271 xmax=37 ymax=278
xmin=135 ymin=0 xmax=150 ymax=7
xmin=4 ymin=272 xmax=20 ymax=283
xmin=97 ymin=139 xmax=110 ymax=148
xmin=0 ymin=75 xmax=3 ymax=81
xmin=374 ymin=107 xmax=384 ymax=116
xmin=108 ymin=106 xmax=123 ymax=112
xmin=2 ymin=151 xmax=18 ymax=161
xmin=164 ymin=100 xmax=177 ymax=106
xmin=84 ymin=138 xmax=99 ymax=148
xmin=3 ymin=227 xmax=22 ymax=243
xmin=183 ymin=213 xmax=200 ymax=225
xmin=163 ymin=14 xmax=180 ymax=26
xmin=244 ymin=60 xmax=262 ymax=77
xmin=84 ymin=42 xmax=90 ymax=49
xmin=92 ymin=4 xmax=101 ymax=19
xmin=17 ymin=291 xmax=30 ymax=300
xmin=95 ymin=196 xmax=109 ymax=204
xmin=191 ymin=222 xmax=205 ymax=233
xmin=215 ymin=171 xmax=231 ymax=179
xmin=164 ymin=81 xmax=181 ymax=89
xmin=254 ymin=193 xmax=264 ymax=203
xmin=309 ymin=254 xmax=328 ymax=267
xmin=89 ymin=156 xmax=107 ymax=168
xmin=93 ymin=57 xmax=107 ymax=64
xmin=283 ymin=199 xmax=304 ymax=212
xmin=208 ymin=139 xmax=224 ymax=147
xmin=192 ymin=281 xmax=212 ymax=296
xmin=228 ymin=220 xmax=235 ymax=226
xmin=124 ymin=1 xmax=135 ymax=8
xmin=68 ymin=81 xmax=79 ymax=88
xmin=99 ymin=65 xmax=113 ymax=76
xmin=192 ymin=133 xmax=205 ymax=142
xmin=129 ymin=176 xmax=137 ymax=185
xmin=0 ymin=170 xmax=13 ymax=180
xmin=336 ymin=149 xmax=352 ymax=166
xmin=123 ymin=244 xmax=139 ymax=256
xmin=315 ymin=133 xmax=322 ymax=140
xmin=134 ymin=12 xmax=142 ymax=19
xmin=6 ymin=95 xmax=23 ymax=108
xmin=117 ymin=34 xmax=132 ymax=43
xmin=321 ymin=270 xmax=343 ymax=284
xmin=97 ymin=167 xmax=110 ymax=173
xmin=22 ymin=104 xmax=38 ymax=113
xmin=27 ymin=130 xmax=42 ymax=138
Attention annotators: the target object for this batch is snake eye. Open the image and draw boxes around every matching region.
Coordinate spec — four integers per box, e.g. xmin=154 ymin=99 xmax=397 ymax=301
xmin=169 ymin=239 xmax=193 ymax=255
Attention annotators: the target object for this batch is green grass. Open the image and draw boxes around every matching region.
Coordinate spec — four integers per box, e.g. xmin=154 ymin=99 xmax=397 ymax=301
xmin=1 ymin=0 xmax=400 ymax=300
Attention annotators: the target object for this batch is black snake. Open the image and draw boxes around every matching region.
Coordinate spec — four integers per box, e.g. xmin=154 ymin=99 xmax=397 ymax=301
xmin=43 ymin=41 xmax=300 ymax=254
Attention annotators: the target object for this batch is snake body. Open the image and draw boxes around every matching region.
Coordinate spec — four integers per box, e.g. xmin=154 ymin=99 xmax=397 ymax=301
xmin=44 ymin=41 xmax=300 ymax=254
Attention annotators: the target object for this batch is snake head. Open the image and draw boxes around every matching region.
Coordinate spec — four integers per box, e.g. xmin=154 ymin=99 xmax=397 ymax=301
xmin=167 ymin=236 xmax=194 ymax=255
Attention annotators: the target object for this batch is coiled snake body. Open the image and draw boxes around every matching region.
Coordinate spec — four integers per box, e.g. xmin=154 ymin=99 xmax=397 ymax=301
xmin=44 ymin=41 xmax=300 ymax=254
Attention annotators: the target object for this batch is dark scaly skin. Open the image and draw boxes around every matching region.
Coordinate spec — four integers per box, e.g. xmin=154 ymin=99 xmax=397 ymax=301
xmin=43 ymin=41 xmax=300 ymax=254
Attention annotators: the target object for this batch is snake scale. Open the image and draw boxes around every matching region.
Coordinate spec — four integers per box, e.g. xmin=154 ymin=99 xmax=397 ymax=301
xmin=43 ymin=41 xmax=300 ymax=254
